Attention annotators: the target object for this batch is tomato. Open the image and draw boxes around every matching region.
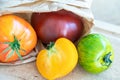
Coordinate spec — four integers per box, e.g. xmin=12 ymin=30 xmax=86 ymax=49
xmin=77 ymin=34 xmax=114 ymax=74
xmin=31 ymin=9 xmax=84 ymax=44
xmin=36 ymin=38 xmax=78 ymax=79
xmin=0 ymin=14 xmax=37 ymax=62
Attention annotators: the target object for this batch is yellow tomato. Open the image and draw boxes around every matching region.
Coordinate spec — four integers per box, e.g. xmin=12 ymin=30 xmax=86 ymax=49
xmin=36 ymin=38 xmax=78 ymax=80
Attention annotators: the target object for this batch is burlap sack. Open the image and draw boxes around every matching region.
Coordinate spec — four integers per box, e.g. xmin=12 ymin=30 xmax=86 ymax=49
xmin=0 ymin=0 xmax=94 ymax=65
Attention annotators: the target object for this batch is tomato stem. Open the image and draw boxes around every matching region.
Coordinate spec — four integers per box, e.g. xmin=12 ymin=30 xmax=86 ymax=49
xmin=46 ymin=42 xmax=55 ymax=50
xmin=46 ymin=42 xmax=57 ymax=57
xmin=103 ymin=52 xmax=112 ymax=66
xmin=3 ymin=35 xmax=24 ymax=61
xmin=10 ymin=35 xmax=20 ymax=50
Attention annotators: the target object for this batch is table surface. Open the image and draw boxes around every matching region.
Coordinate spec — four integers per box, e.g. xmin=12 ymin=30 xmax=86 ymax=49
xmin=0 ymin=20 xmax=120 ymax=80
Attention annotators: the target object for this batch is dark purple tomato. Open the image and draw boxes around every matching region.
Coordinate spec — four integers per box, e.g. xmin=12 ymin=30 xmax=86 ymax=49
xmin=31 ymin=9 xmax=84 ymax=44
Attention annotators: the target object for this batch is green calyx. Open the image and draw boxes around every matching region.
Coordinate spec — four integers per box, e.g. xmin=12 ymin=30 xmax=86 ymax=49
xmin=103 ymin=52 xmax=112 ymax=66
xmin=46 ymin=42 xmax=56 ymax=57
xmin=46 ymin=42 xmax=55 ymax=50
xmin=1 ymin=35 xmax=25 ymax=61
xmin=9 ymin=36 xmax=20 ymax=50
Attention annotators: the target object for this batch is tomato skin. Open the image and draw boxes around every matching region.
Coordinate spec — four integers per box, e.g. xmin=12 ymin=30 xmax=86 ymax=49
xmin=31 ymin=9 xmax=84 ymax=44
xmin=0 ymin=14 xmax=37 ymax=62
xmin=36 ymin=38 xmax=78 ymax=79
xmin=77 ymin=34 xmax=114 ymax=74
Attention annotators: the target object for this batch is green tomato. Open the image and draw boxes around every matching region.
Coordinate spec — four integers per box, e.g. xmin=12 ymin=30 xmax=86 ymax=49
xmin=77 ymin=33 xmax=114 ymax=74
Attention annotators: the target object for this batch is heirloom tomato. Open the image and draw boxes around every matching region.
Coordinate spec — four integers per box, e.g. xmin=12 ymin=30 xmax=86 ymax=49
xmin=36 ymin=38 xmax=78 ymax=79
xmin=0 ymin=14 xmax=37 ymax=62
xmin=77 ymin=34 xmax=114 ymax=74
xmin=31 ymin=9 xmax=84 ymax=44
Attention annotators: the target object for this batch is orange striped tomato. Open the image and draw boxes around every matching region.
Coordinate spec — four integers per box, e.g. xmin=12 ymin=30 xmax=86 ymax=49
xmin=0 ymin=14 xmax=37 ymax=62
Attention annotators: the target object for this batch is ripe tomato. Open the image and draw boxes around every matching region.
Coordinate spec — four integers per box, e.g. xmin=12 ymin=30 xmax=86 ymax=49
xmin=31 ymin=9 xmax=84 ymax=44
xmin=77 ymin=34 xmax=114 ymax=74
xmin=0 ymin=14 xmax=37 ymax=62
xmin=36 ymin=38 xmax=78 ymax=79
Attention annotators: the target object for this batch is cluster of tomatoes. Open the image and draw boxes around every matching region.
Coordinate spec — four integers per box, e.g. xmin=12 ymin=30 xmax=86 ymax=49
xmin=0 ymin=9 xmax=114 ymax=80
